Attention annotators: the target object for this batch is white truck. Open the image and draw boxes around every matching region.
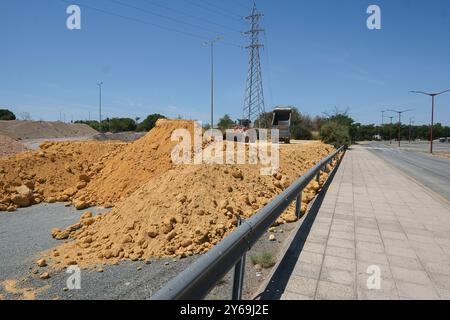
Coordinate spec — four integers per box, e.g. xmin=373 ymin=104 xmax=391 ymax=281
xmin=272 ymin=107 xmax=292 ymax=144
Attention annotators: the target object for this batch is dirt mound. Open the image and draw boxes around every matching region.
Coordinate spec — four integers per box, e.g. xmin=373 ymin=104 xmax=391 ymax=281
xmin=74 ymin=119 xmax=194 ymax=205
xmin=0 ymin=134 xmax=27 ymax=157
xmin=0 ymin=119 xmax=194 ymax=211
xmin=0 ymin=141 xmax=126 ymax=211
xmin=45 ymin=142 xmax=336 ymax=268
xmin=0 ymin=120 xmax=98 ymax=140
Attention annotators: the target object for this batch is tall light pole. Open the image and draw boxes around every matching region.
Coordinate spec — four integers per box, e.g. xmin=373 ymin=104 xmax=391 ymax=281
xmin=409 ymin=117 xmax=415 ymax=144
xmin=388 ymin=116 xmax=394 ymax=145
xmin=97 ymin=82 xmax=103 ymax=124
xmin=204 ymin=36 xmax=222 ymax=129
xmin=387 ymin=109 xmax=413 ymax=148
xmin=410 ymin=90 xmax=450 ymax=153
xmin=381 ymin=110 xmax=388 ymax=140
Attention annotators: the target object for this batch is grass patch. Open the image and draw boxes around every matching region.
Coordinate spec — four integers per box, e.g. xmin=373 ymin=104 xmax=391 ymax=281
xmin=250 ymin=251 xmax=276 ymax=269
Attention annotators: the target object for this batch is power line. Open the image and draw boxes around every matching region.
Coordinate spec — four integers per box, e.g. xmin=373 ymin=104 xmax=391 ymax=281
xmin=142 ymin=0 xmax=242 ymax=33
xmin=109 ymin=0 xmax=224 ymax=35
xmin=230 ymin=0 xmax=252 ymax=10
xmin=184 ymin=0 xmax=245 ymax=24
xmin=263 ymin=30 xmax=274 ymax=110
xmin=57 ymin=0 xmax=243 ymax=47
xmin=197 ymin=0 xmax=246 ymax=19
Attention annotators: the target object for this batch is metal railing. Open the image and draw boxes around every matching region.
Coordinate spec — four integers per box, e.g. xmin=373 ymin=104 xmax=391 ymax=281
xmin=151 ymin=146 xmax=346 ymax=300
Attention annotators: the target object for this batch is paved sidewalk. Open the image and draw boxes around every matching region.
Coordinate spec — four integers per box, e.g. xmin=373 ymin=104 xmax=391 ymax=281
xmin=281 ymin=145 xmax=450 ymax=300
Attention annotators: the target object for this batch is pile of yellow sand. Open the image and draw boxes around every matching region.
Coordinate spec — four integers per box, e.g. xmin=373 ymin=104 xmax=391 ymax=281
xmin=45 ymin=142 xmax=336 ymax=268
xmin=0 ymin=119 xmax=337 ymax=269
xmin=0 ymin=120 xmax=193 ymax=211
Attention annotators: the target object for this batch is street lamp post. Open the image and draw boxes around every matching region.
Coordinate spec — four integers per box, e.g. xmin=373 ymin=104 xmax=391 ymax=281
xmin=204 ymin=37 xmax=222 ymax=129
xmin=381 ymin=110 xmax=388 ymax=140
xmin=97 ymin=82 xmax=103 ymax=124
xmin=388 ymin=116 xmax=394 ymax=145
xmin=409 ymin=117 xmax=415 ymax=144
xmin=410 ymin=90 xmax=450 ymax=154
xmin=387 ymin=109 xmax=413 ymax=148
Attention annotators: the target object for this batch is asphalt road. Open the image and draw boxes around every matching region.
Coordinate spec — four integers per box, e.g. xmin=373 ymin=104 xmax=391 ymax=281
xmin=362 ymin=142 xmax=450 ymax=202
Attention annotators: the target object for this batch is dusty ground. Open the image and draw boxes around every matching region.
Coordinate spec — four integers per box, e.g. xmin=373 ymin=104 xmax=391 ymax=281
xmin=0 ymin=120 xmax=98 ymax=140
xmin=0 ymin=119 xmax=337 ymax=300
xmin=0 ymin=134 xmax=27 ymax=157
xmin=0 ymin=202 xmax=301 ymax=300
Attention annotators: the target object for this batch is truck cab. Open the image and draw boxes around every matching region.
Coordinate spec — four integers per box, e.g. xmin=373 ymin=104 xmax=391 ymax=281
xmin=272 ymin=107 xmax=292 ymax=144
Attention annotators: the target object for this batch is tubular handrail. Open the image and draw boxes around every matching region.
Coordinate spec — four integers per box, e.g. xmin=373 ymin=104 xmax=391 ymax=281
xmin=151 ymin=146 xmax=346 ymax=300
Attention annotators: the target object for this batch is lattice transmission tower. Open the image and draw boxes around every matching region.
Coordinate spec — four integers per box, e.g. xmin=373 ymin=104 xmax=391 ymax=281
xmin=242 ymin=2 xmax=265 ymax=128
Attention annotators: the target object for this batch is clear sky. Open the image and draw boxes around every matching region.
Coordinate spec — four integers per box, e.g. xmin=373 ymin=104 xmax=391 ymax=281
xmin=1 ymin=0 xmax=450 ymax=125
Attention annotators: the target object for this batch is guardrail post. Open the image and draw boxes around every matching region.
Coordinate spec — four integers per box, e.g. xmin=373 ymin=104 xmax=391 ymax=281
xmin=232 ymin=217 xmax=246 ymax=300
xmin=295 ymin=190 xmax=302 ymax=219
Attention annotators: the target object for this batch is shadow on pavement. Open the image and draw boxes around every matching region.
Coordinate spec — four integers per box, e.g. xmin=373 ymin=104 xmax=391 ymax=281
xmin=257 ymin=155 xmax=343 ymax=300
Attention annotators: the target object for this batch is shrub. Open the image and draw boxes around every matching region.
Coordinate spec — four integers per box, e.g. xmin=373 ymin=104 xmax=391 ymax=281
xmin=137 ymin=114 xmax=166 ymax=132
xmin=0 ymin=109 xmax=16 ymax=120
xmin=319 ymin=121 xmax=351 ymax=148
xmin=251 ymin=251 xmax=275 ymax=269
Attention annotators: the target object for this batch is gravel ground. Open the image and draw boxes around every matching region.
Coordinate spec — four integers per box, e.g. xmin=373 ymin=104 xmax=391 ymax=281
xmin=206 ymin=222 xmax=297 ymax=300
xmin=0 ymin=202 xmax=298 ymax=300
xmin=21 ymin=136 xmax=94 ymax=150
xmin=0 ymin=203 xmax=199 ymax=300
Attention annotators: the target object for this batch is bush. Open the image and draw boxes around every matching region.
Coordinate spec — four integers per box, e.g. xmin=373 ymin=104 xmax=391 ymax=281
xmin=217 ymin=114 xmax=235 ymax=131
xmin=320 ymin=121 xmax=351 ymax=148
xmin=0 ymin=109 xmax=16 ymax=120
xmin=137 ymin=114 xmax=166 ymax=132
xmin=291 ymin=125 xmax=313 ymax=140
xmin=251 ymin=251 xmax=275 ymax=269
xmin=108 ymin=118 xmax=137 ymax=133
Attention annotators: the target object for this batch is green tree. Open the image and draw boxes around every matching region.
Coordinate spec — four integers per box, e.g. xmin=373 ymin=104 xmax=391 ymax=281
xmin=108 ymin=118 xmax=137 ymax=133
xmin=0 ymin=109 xmax=16 ymax=120
xmin=137 ymin=114 xmax=166 ymax=132
xmin=320 ymin=121 xmax=351 ymax=147
xmin=217 ymin=114 xmax=235 ymax=131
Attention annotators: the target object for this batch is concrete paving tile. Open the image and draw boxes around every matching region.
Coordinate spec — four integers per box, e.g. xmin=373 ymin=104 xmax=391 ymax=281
xmin=320 ymin=267 xmax=356 ymax=286
xmin=292 ymin=262 xmax=322 ymax=280
xmin=357 ymin=251 xmax=389 ymax=266
xmin=325 ymin=245 xmax=355 ymax=260
xmin=384 ymin=246 xmax=417 ymax=258
xmin=430 ymin=273 xmax=450 ymax=291
xmin=316 ymin=281 xmax=356 ymax=300
xmin=284 ymin=275 xmax=318 ymax=297
xmin=388 ymin=255 xmax=422 ymax=270
xmin=323 ymin=255 xmax=356 ymax=272
xmin=297 ymin=250 xmax=324 ymax=266
xmin=302 ymin=242 xmax=326 ymax=255
xmin=396 ymin=281 xmax=439 ymax=300
xmin=281 ymin=290 xmax=314 ymax=300
xmin=355 ymin=233 xmax=383 ymax=244
xmin=391 ymin=267 xmax=432 ymax=285
xmin=356 ymin=241 xmax=385 ymax=254
xmin=423 ymin=262 xmax=450 ymax=276
xmin=329 ymin=230 xmax=355 ymax=241
xmin=327 ymin=237 xmax=355 ymax=249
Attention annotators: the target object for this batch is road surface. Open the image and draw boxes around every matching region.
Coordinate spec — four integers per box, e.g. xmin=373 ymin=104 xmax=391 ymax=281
xmin=362 ymin=142 xmax=450 ymax=202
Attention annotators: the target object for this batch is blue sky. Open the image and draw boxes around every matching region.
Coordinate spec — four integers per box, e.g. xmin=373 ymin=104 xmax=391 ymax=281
xmin=1 ymin=0 xmax=450 ymax=125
